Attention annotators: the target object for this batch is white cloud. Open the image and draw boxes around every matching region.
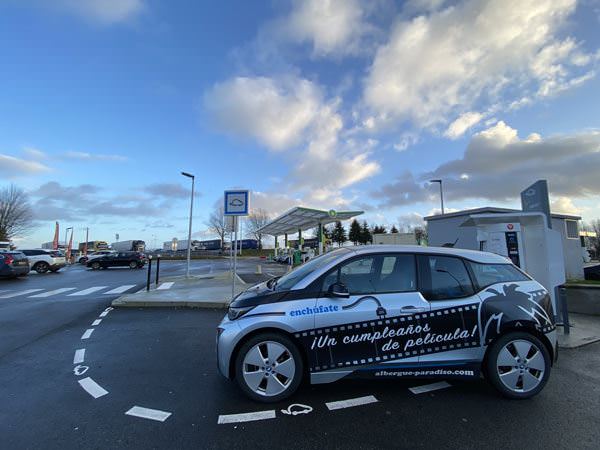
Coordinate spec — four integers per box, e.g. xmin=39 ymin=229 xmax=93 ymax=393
xmin=364 ymin=0 xmax=593 ymax=130
xmin=444 ymin=112 xmax=484 ymax=139
xmin=204 ymin=76 xmax=321 ymax=151
xmin=55 ymin=0 xmax=145 ymax=24
xmin=281 ymin=0 xmax=371 ymax=57
xmin=550 ymin=197 xmax=581 ymax=215
xmin=22 ymin=147 xmax=47 ymax=160
xmin=0 ymin=154 xmax=51 ymax=178
xmin=63 ymin=151 xmax=128 ymax=161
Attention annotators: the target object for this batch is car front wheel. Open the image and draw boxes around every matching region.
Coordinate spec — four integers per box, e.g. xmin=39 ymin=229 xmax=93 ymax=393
xmin=91 ymin=262 xmax=101 ymax=270
xmin=485 ymin=331 xmax=551 ymax=399
xmin=234 ymin=333 xmax=303 ymax=403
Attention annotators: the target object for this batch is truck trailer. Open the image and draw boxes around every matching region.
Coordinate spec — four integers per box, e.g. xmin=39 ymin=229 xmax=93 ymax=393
xmin=111 ymin=240 xmax=146 ymax=252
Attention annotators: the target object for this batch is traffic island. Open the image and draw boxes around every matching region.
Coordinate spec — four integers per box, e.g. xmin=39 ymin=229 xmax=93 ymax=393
xmin=112 ymin=271 xmax=247 ymax=308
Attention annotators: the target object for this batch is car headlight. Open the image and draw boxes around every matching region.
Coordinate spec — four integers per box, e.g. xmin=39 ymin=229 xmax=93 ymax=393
xmin=227 ymin=306 xmax=255 ymax=321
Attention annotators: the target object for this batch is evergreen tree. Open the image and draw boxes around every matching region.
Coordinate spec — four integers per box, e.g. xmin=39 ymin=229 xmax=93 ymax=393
xmin=359 ymin=221 xmax=372 ymax=244
xmin=390 ymin=225 xmax=399 ymax=233
xmin=348 ymin=219 xmax=361 ymax=245
xmin=332 ymin=221 xmax=347 ymax=247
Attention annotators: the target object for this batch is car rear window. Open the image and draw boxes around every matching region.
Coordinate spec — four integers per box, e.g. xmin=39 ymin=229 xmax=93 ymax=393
xmin=467 ymin=262 xmax=530 ymax=289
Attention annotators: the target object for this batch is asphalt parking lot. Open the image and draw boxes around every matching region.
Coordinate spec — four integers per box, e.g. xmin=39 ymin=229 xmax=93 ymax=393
xmin=1 ymin=260 xmax=599 ymax=449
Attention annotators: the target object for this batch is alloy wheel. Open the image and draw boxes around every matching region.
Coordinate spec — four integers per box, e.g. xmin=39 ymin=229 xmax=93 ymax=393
xmin=242 ymin=341 xmax=296 ymax=397
xmin=496 ymin=339 xmax=546 ymax=393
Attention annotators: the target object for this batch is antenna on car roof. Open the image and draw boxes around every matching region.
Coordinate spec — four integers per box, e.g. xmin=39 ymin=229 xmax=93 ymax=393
xmin=442 ymin=238 xmax=459 ymax=248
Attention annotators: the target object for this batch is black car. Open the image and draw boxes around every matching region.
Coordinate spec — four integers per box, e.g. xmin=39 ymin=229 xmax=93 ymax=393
xmin=0 ymin=251 xmax=30 ymax=278
xmin=584 ymin=264 xmax=600 ymax=281
xmin=87 ymin=251 xmax=145 ymax=270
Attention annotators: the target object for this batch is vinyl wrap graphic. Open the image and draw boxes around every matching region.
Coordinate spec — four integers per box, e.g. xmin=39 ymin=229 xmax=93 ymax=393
xmin=295 ymin=304 xmax=480 ymax=372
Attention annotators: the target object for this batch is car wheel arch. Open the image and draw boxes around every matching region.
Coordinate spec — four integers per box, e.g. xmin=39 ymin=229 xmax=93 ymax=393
xmin=482 ymin=326 xmax=555 ymax=372
xmin=228 ymin=326 xmax=309 ymax=380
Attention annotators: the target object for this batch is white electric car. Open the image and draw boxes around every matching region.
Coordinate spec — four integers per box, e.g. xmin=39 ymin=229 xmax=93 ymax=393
xmin=217 ymin=245 xmax=557 ymax=402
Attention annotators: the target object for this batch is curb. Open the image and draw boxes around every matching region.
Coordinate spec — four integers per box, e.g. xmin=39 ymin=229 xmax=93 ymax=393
xmin=112 ymin=300 xmax=228 ymax=309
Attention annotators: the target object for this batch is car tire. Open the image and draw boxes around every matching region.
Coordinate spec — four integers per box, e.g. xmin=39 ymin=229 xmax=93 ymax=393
xmin=129 ymin=261 xmax=137 ymax=269
xmin=34 ymin=262 xmax=50 ymax=274
xmin=91 ymin=261 xmax=101 ymax=270
xmin=485 ymin=331 xmax=551 ymax=399
xmin=234 ymin=332 xmax=303 ymax=403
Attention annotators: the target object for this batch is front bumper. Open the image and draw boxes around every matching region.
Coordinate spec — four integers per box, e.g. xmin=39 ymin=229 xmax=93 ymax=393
xmin=216 ymin=316 xmax=242 ymax=380
xmin=50 ymin=263 xmax=66 ymax=270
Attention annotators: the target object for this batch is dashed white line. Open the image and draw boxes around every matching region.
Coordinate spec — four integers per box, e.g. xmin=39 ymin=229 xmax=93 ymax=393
xmin=68 ymin=286 xmax=108 ymax=296
xmin=78 ymin=377 xmax=108 ymax=398
xmin=104 ymin=284 xmax=136 ymax=294
xmin=217 ymin=410 xmax=277 ymax=424
xmin=125 ymin=406 xmax=172 ymax=422
xmin=325 ymin=395 xmax=379 ymax=411
xmin=99 ymin=307 xmax=113 ymax=317
xmin=92 ymin=319 xmax=102 ymax=326
xmin=156 ymin=282 xmax=174 ymax=290
xmin=409 ymin=381 xmax=451 ymax=394
xmin=0 ymin=289 xmax=44 ymax=298
xmin=29 ymin=288 xmax=76 ymax=298
xmin=73 ymin=349 xmax=86 ymax=364
xmin=81 ymin=329 xmax=94 ymax=340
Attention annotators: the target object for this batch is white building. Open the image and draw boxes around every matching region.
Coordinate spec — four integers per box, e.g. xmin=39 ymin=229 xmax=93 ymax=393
xmin=425 ymin=207 xmax=584 ymax=279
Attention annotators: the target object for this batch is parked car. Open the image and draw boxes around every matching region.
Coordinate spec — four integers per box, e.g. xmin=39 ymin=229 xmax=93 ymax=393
xmin=0 ymin=251 xmax=30 ymax=278
xmin=584 ymin=264 xmax=600 ymax=281
xmin=79 ymin=250 xmax=115 ymax=264
xmin=217 ymin=245 xmax=557 ymax=402
xmin=21 ymin=249 xmax=66 ymax=273
xmin=87 ymin=251 xmax=145 ymax=270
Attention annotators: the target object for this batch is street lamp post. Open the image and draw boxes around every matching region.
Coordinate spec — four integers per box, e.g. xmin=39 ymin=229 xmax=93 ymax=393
xmin=181 ymin=171 xmax=195 ymax=278
xmin=429 ymin=179 xmax=445 ymax=215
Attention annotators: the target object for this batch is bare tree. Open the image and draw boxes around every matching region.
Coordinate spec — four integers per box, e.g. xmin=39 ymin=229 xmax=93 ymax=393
xmin=246 ymin=208 xmax=270 ymax=249
xmin=207 ymin=204 xmax=226 ymax=250
xmin=0 ymin=184 xmax=32 ymax=241
xmin=589 ymin=219 xmax=600 ymax=259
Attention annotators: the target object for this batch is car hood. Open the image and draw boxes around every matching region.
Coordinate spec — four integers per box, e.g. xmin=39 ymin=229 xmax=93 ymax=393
xmin=229 ymin=280 xmax=289 ymax=308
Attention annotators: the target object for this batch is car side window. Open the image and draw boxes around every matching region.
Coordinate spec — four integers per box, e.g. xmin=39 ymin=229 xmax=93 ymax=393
xmin=467 ymin=262 xmax=529 ymax=289
xmin=418 ymin=255 xmax=474 ymax=301
xmin=322 ymin=254 xmax=416 ymax=295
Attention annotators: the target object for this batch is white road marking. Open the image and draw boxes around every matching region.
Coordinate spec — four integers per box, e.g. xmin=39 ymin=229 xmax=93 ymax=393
xmin=125 ymin=406 xmax=172 ymax=422
xmin=409 ymin=381 xmax=451 ymax=395
xmin=29 ymin=288 xmax=76 ymax=298
xmin=156 ymin=282 xmax=174 ymax=290
xmin=104 ymin=284 xmax=136 ymax=294
xmin=217 ymin=410 xmax=277 ymax=424
xmin=68 ymin=286 xmax=108 ymax=296
xmin=73 ymin=349 xmax=86 ymax=364
xmin=78 ymin=377 xmax=108 ymax=398
xmin=99 ymin=307 xmax=114 ymax=317
xmin=92 ymin=319 xmax=102 ymax=326
xmin=325 ymin=395 xmax=379 ymax=411
xmin=0 ymin=289 xmax=44 ymax=298
xmin=81 ymin=329 xmax=94 ymax=340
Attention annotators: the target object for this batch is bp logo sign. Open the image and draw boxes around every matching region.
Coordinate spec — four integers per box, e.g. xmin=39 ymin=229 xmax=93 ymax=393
xmin=328 ymin=209 xmax=337 ymax=218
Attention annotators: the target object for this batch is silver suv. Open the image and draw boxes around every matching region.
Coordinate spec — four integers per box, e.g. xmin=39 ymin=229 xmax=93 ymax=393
xmin=217 ymin=245 xmax=557 ymax=402
xmin=21 ymin=249 xmax=67 ymax=273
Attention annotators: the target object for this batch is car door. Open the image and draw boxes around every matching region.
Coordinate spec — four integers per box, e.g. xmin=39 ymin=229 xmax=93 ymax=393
xmin=415 ymin=254 xmax=483 ymax=370
xmin=310 ymin=253 xmax=428 ymax=374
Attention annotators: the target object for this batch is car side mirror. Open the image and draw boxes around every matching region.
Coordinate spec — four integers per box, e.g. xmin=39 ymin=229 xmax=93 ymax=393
xmin=328 ymin=282 xmax=349 ymax=298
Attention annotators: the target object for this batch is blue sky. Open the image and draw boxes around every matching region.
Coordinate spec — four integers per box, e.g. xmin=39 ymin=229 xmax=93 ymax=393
xmin=1 ymin=0 xmax=599 ymax=248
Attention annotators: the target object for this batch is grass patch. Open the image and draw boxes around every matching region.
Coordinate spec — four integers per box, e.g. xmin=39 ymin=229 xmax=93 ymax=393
xmin=566 ymin=279 xmax=600 ymax=286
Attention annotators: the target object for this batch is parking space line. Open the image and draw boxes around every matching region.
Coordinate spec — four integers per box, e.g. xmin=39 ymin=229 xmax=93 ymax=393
xmin=104 ymin=284 xmax=136 ymax=294
xmin=68 ymin=286 xmax=108 ymax=296
xmin=73 ymin=349 xmax=86 ymax=364
xmin=81 ymin=329 xmax=94 ymax=340
xmin=0 ymin=289 xmax=44 ymax=298
xmin=78 ymin=377 xmax=108 ymax=398
xmin=409 ymin=381 xmax=451 ymax=394
xmin=325 ymin=395 xmax=379 ymax=411
xmin=156 ymin=282 xmax=174 ymax=290
xmin=125 ymin=406 xmax=172 ymax=422
xmin=29 ymin=288 xmax=76 ymax=298
xmin=92 ymin=319 xmax=102 ymax=326
xmin=217 ymin=410 xmax=277 ymax=424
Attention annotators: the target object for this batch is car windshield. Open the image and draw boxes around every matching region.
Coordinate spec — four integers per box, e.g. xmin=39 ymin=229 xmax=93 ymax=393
xmin=274 ymin=248 xmax=350 ymax=291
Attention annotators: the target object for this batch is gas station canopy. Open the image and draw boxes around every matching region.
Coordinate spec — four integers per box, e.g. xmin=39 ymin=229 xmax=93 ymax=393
xmin=258 ymin=207 xmax=363 ymax=236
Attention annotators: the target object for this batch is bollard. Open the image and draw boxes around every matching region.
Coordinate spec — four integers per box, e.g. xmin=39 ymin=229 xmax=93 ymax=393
xmin=255 ymin=264 xmax=262 ymax=275
xmin=146 ymin=256 xmax=152 ymax=292
xmin=155 ymin=255 xmax=161 ymax=286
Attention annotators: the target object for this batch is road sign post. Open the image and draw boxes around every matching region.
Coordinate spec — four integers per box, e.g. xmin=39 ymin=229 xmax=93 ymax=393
xmin=224 ymin=190 xmax=250 ymax=300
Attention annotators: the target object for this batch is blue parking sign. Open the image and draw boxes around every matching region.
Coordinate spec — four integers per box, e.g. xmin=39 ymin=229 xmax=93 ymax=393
xmin=224 ymin=190 xmax=249 ymax=216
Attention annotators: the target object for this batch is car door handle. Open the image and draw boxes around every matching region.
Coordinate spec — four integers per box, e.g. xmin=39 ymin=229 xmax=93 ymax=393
xmin=400 ymin=305 xmax=427 ymax=315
